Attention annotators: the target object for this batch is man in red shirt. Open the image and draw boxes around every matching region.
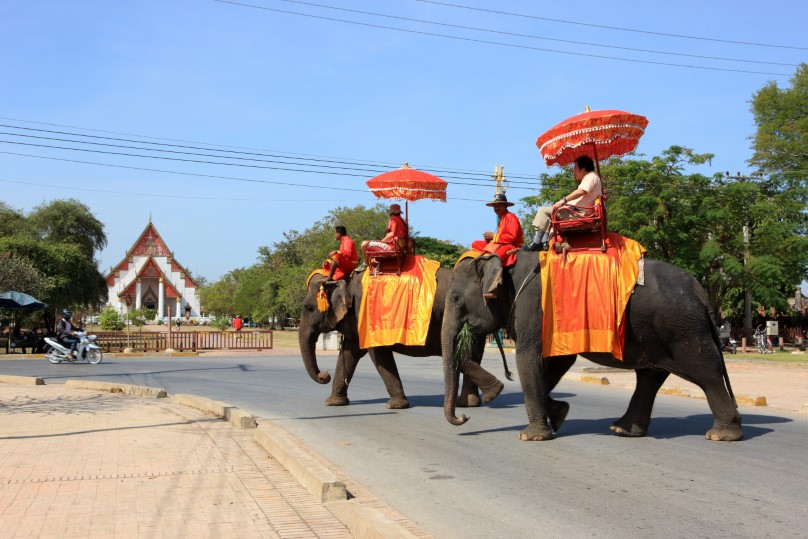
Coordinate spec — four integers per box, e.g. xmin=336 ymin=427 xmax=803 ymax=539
xmin=233 ymin=315 xmax=243 ymax=332
xmin=361 ymin=203 xmax=407 ymax=260
xmin=471 ymin=193 xmax=524 ymax=267
xmin=324 ymin=225 xmax=359 ymax=282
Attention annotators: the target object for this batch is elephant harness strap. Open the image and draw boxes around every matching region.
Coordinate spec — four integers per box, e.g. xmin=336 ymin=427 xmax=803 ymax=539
xmin=539 ymin=233 xmax=645 ymax=360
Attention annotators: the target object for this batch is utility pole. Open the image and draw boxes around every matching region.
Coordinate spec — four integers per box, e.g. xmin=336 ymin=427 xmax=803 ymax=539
xmin=724 ymin=171 xmax=764 ymax=334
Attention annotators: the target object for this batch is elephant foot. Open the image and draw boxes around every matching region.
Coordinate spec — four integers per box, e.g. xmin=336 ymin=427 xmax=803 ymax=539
xmin=519 ymin=423 xmax=554 ymax=441
xmin=457 ymin=393 xmax=481 ymax=408
xmin=482 ymin=380 xmax=504 ymax=404
xmin=325 ymin=395 xmax=350 ymax=406
xmin=549 ymin=400 xmax=570 ymax=432
xmin=705 ymin=423 xmax=744 ymax=442
xmin=386 ymin=396 xmax=410 ymax=409
xmin=609 ymin=419 xmax=647 ymax=437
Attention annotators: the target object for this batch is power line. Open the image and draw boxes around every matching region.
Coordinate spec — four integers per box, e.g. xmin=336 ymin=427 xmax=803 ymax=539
xmin=417 ymin=0 xmax=808 ymax=51
xmin=0 ymin=115 xmax=543 ymax=181
xmin=274 ymin=0 xmax=797 ymax=67
xmin=212 ymin=0 xmax=791 ymax=76
xmin=0 ymin=126 xmax=540 ymax=187
xmin=0 ymin=138 xmax=539 ymax=190
xmin=0 ymin=151 xmax=507 ymax=200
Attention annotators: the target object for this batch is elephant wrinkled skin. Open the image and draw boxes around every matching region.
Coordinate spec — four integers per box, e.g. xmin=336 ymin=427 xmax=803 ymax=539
xmin=442 ymin=252 xmax=743 ymax=442
xmin=300 ymin=268 xmax=485 ymax=409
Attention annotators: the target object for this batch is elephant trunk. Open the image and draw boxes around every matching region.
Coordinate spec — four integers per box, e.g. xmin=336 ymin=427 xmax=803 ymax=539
xmin=442 ymin=315 xmax=469 ymax=426
xmin=299 ymin=326 xmax=331 ymax=385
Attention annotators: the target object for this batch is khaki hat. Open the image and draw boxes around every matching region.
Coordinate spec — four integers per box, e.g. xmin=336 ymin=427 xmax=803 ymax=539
xmin=388 ymin=203 xmax=403 ymax=215
xmin=485 ymin=193 xmax=514 ymax=207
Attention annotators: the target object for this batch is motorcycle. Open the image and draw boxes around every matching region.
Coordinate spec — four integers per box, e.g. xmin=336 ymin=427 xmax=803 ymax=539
xmin=43 ymin=330 xmax=103 ymax=364
xmin=719 ymin=324 xmax=737 ymax=354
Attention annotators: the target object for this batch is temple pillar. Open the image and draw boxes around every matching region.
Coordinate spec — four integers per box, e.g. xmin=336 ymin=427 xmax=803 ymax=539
xmin=158 ymin=278 xmax=165 ymax=320
xmin=135 ymin=279 xmax=142 ymax=309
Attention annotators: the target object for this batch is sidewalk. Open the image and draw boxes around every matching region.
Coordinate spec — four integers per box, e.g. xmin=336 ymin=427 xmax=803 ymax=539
xmin=0 ymin=380 xmax=427 ymax=539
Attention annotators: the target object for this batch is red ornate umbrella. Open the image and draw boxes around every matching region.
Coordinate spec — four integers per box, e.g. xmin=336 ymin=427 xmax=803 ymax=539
xmin=366 ymin=163 xmax=447 ymax=221
xmin=536 ymin=108 xmax=649 ymax=174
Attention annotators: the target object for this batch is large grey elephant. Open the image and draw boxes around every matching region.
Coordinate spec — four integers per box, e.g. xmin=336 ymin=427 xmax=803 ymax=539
xmin=300 ymin=268 xmax=496 ymax=409
xmin=441 ymin=252 xmax=744 ymax=442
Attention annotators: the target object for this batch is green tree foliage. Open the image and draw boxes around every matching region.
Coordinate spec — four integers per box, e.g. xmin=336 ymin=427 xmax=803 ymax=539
xmin=412 ymin=236 xmax=465 ymax=268
xmin=518 ymin=143 xmax=808 ymax=324
xmin=0 ymin=252 xmax=48 ymax=297
xmin=0 ymin=199 xmax=108 ymax=313
xmin=99 ymin=305 xmax=124 ymax=331
xmin=126 ymin=307 xmax=157 ymax=331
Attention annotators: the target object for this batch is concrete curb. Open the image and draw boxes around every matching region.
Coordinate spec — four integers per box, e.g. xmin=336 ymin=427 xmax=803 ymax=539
xmin=64 ymin=379 xmax=167 ymax=398
xmin=173 ymin=394 xmax=257 ymax=429
xmin=326 ymin=500 xmax=420 ymax=539
xmin=254 ymin=423 xmax=347 ymax=503
xmin=0 ymin=374 xmax=45 ymax=385
xmin=618 ymin=380 xmax=768 ymax=406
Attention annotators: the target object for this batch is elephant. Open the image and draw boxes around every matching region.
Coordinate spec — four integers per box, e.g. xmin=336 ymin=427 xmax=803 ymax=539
xmin=300 ymin=268 xmax=503 ymax=409
xmin=441 ymin=252 xmax=744 ymax=442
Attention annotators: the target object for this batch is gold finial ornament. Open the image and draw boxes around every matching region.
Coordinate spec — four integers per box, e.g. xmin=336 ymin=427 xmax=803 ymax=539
xmin=585 ymin=105 xmax=591 ymax=112
xmin=493 ymin=164 xmax=507 ymax=195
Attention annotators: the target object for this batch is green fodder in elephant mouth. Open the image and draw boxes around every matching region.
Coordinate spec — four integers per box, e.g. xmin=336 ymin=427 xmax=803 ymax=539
xmin=454 ymin=322 xmax=476 ymax=368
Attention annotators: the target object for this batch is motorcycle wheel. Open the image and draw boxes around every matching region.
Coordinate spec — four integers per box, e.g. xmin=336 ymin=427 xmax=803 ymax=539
xmin=86 ymin=348 xmax=103 ymax=365
xmin=45 ymin=346 xmax=62 ymax=364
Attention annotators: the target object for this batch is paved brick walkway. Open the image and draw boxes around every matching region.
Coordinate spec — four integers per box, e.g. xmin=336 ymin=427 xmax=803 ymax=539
xmin=0 ymin=384 xmax=357 ymax=538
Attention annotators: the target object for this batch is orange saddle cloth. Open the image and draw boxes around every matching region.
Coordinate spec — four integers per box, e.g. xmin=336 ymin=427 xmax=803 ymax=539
xmin=358 ymin=256 xmax=440 ymax=348
xmin=539 ymin=233 xmax=645 ymax=360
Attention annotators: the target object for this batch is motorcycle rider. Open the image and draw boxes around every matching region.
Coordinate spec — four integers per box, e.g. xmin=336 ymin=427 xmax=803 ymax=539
xmin=57 ymin=309 xmax=79 ymax=361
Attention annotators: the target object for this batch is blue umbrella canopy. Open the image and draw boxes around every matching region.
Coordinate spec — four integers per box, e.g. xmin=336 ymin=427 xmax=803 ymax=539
xmin=0 ymin=291 xmax=49 ymax=310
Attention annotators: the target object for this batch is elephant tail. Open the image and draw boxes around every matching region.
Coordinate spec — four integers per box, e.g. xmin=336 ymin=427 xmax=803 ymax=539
xmin=492 ymin=331 xmax=514 ymax=381
xmin=707 ymin=307 xmax=738 ymax=408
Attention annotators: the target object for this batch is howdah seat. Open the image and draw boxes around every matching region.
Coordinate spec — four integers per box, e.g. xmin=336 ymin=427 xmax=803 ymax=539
xmin=364 ymin=234 xmax=416 ymax=275
xmin=551 ymin=195 xmax=608 ymax=253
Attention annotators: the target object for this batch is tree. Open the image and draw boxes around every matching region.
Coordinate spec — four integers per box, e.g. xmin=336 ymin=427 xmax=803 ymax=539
xmin=0 ymin=199 xmax=108 ymax=313
xmin=412 ymin=236 xmax=465 ymax=268
xmin=0 ymin=252 xmax=48 ymax=297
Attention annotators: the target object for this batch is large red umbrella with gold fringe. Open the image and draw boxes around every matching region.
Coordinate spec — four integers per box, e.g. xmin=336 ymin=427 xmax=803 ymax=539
xmin=536 ymin=108 xmax=649 ymax=176
xmin=366 ymin=163 xmax=447 ymax=221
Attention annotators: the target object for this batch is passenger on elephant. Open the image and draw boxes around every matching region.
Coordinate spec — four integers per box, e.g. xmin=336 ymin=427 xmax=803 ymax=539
xmin=323 ymin=225 xmax=359 ymax=283
xmin=361 ymin=203 xmax=407 ymax=260
xmin=471 ymin=193 xmax=524 ymax=268
xmin=525 ymin=155 xmax=602 ymax=251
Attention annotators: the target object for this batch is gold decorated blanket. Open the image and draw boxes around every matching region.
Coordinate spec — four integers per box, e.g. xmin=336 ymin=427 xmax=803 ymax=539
xmin=539 ymin=233 xmax=645 ymax=360
xmin=358 ymin=256 xmax=440 ymax=348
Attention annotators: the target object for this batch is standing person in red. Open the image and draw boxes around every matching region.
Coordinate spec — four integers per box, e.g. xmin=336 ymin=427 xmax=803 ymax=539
xmin=233 ymin=315 xmax=243 ymax=332
xmin=324 ymin=225 xmax=359 ymax=283
xmin=361 ymin=204 xmax=407 ymax=260
xmin=471 ymin=193 xmax=524 ymax=267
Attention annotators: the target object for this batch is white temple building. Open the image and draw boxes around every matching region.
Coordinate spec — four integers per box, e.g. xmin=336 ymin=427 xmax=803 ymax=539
xmin=105 ymin=221 xmax=201 ymax=320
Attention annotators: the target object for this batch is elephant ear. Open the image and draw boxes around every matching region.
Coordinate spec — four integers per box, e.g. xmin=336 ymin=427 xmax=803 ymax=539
xmin=327 ymin=280 xmax=352 ymax=327
xmin=478 ymin=254 xmax=504 ymax=296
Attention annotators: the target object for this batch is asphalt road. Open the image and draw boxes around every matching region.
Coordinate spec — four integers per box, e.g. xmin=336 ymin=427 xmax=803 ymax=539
xmin=2 ymin=354 xmax=807 ymax=537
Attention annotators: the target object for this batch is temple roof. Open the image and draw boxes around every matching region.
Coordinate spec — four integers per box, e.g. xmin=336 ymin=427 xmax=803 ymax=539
xmin=118 ymin=256 xmax=180 ymax=299
xmin=106 ymin=221 xmax=200 ymax=288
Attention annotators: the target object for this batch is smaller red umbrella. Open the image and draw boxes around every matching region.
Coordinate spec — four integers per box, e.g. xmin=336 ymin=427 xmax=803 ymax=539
xmin=366 ymin=163 xmax=447 ymax=202
xmin=536 ymin=108 xmax=649 ymax=173
xmin=366 ymin=163 xmax=447 ymax=222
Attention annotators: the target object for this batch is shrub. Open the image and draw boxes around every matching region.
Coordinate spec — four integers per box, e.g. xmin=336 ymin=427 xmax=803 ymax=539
xmin=99 ymin=306 xmax=124 ymax=331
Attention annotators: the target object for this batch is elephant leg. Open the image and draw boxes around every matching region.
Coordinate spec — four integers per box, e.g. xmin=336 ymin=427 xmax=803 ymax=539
xmin=458 ymin=343 xmax=503 ymax=404
xmin=457 ymin=368 xmax=481 ymax=408
xmin=325 ymin=340 xmax=364 ymax=406
xmin=689 ymin=372 xmax=743 ymax=441
xmin=368 ymin=348 xmax=410 ymax=409
xmin=611 ymin=368 xmax=669 ymax=437
xmin=515 ymin=346 xmax=555 ymax=441
xmin=544 ymin=355 xmax=576 ymax=432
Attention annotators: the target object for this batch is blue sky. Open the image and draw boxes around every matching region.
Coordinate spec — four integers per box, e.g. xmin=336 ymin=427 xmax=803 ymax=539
xmin=1 ymin=0 xmax=805 ymax=282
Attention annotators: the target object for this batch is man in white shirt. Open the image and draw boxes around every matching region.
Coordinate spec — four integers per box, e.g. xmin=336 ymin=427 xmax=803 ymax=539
xmin=525 ymin=155 xmax=603 ymax=250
